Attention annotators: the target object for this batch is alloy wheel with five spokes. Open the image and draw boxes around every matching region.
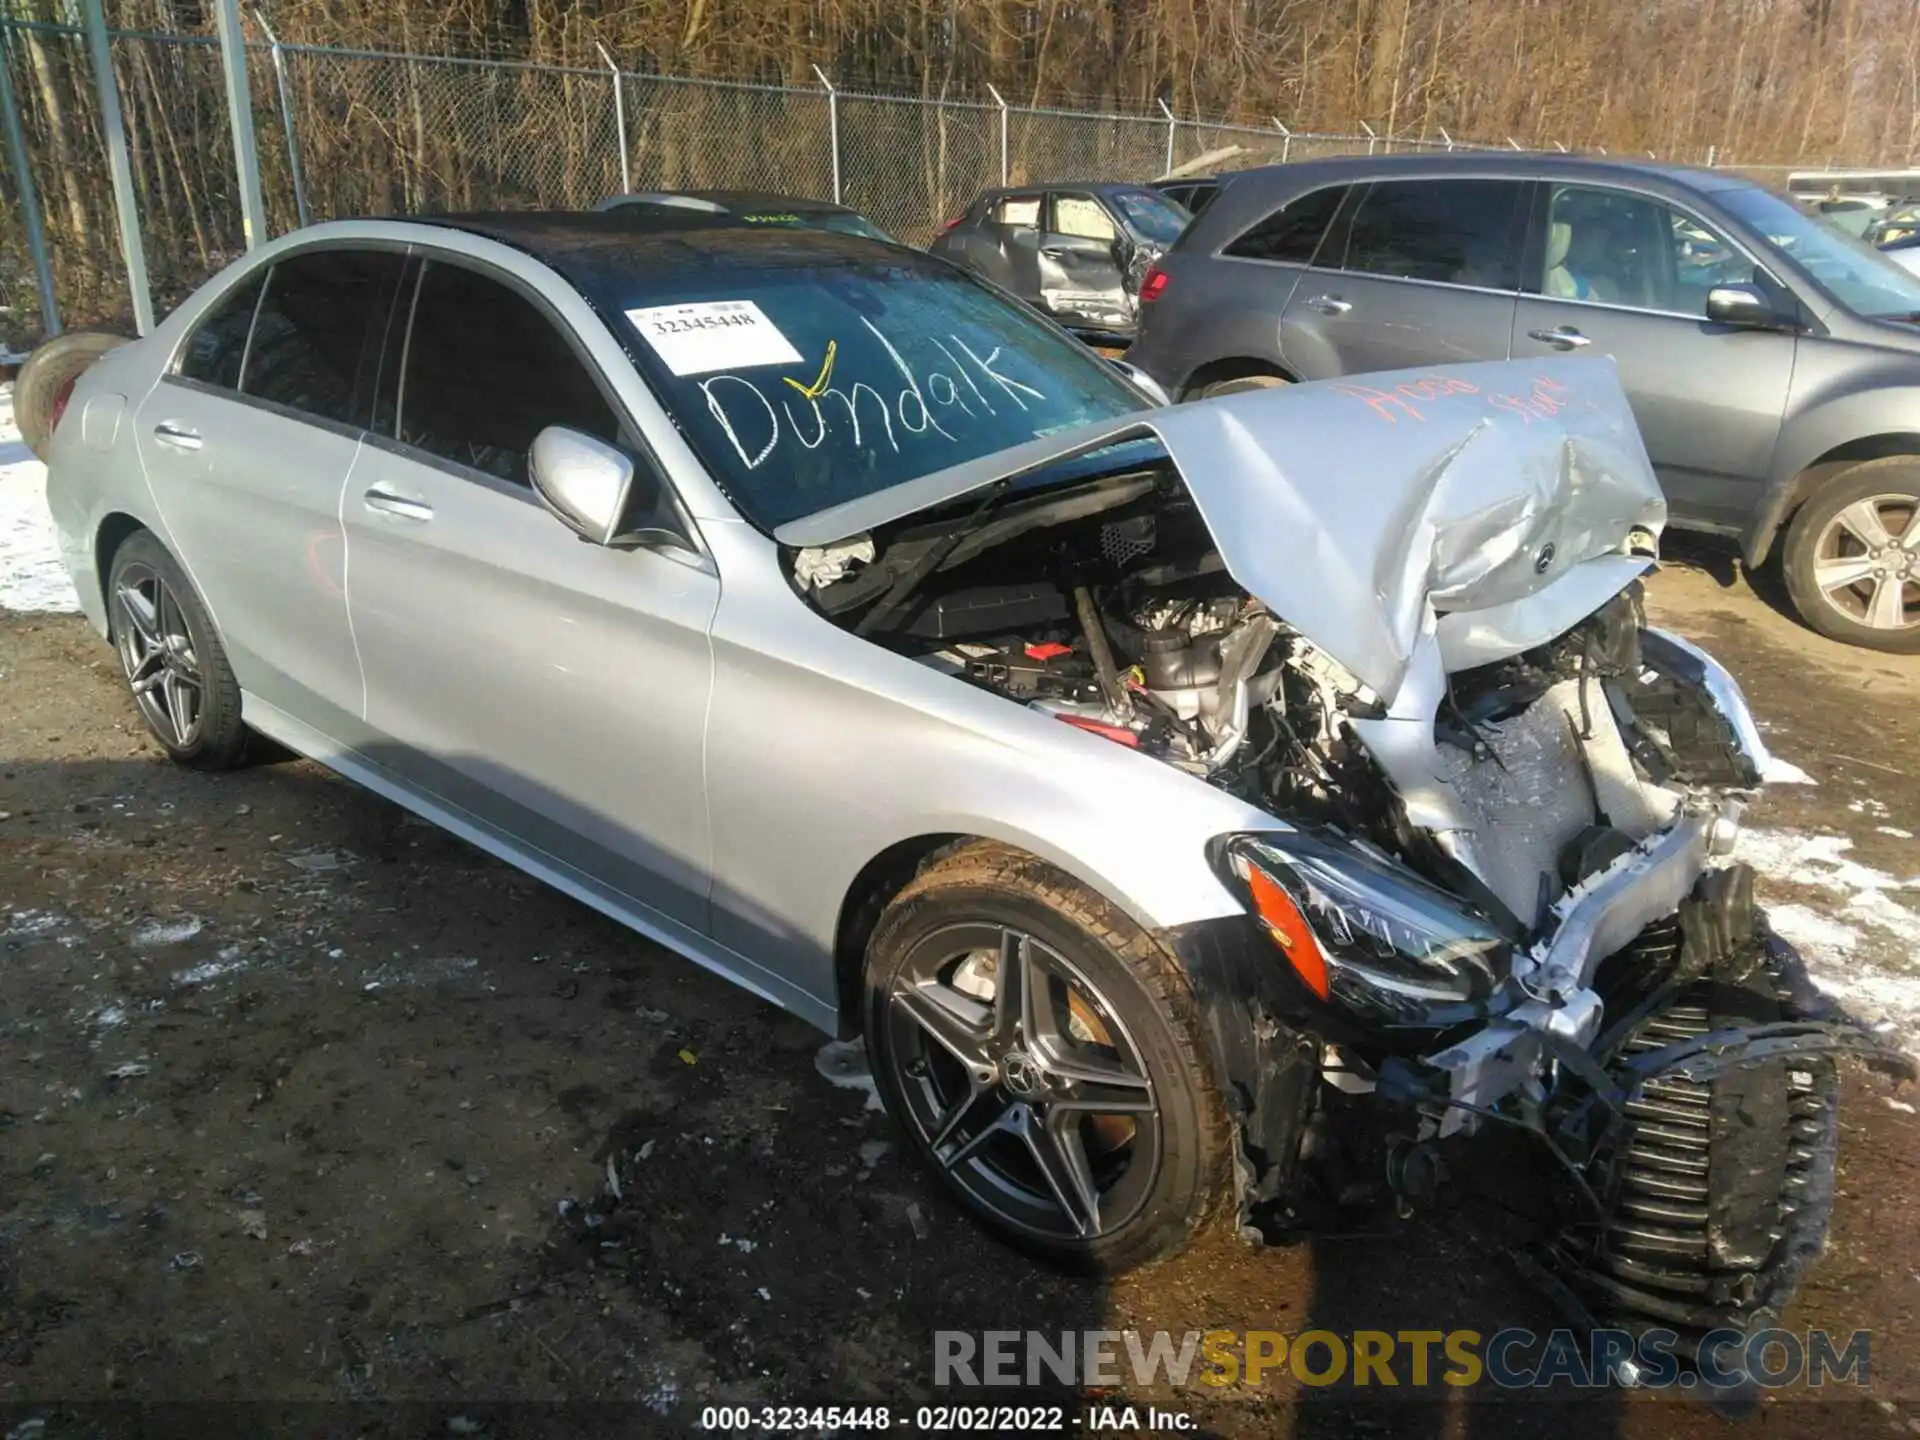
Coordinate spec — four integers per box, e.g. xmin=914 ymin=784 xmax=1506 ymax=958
xmin=114 ymin=561 xmax=205 ymax=748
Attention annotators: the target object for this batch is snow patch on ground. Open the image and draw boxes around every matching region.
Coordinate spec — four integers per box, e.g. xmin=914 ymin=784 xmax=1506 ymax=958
xmin=130 ymin=916 xmax=204 ymax=948
xmin=1761 ymin=755 xmax=1816 ymax=785
xmin=1735 ymin=826 xmax=1920 ymax=1043
xmin=0 ymin=383 xmax=79 ymax=615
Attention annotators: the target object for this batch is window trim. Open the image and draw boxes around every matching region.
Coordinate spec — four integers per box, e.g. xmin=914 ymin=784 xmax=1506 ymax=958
xmin=1520 ymin=179 xmax=1791 ymax=321
xmin=382 ymin=247 xmax=706 ymax=557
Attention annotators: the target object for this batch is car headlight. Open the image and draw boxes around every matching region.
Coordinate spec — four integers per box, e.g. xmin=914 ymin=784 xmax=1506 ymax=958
xmin=1219 ymin=834 xmax=1514 ymax=1025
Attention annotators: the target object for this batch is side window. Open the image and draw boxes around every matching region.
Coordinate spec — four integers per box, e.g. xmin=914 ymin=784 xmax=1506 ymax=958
xmin=1051 ymin=194 xmax=1118 ymax=242
xmin=1537 ymin=184 xmax=1758 ymax=313
xmin=178 ymin=273 xmax=265 ymax=390
xmin=1224 ymin=185 xmax=1348 ymax=265
xmin=990 ymin=194 xmax=1042 ymax=227
xmin=1339 ymin=180 xmax=1528 ymax=288
xmin=396 ymin=260 xmax=622 ymax=486
xmin=242 ymin=249 xmax=406 ymax=428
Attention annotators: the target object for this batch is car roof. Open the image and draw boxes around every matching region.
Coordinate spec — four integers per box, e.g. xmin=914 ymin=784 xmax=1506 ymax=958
xmin=1219 ymin=150 xmax=1752 ymax=194
xmin=979 ymin=180 xmax=1162 ymax=198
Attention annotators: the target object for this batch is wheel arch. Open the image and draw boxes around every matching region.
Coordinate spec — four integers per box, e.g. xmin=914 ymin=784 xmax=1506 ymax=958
xmin=1179 ymin=355 xmax=1299 ymax=400
xmin=93 ymin=511 xmax=151 ymax=631
xmin=1745 ymin=429 xmax=1920 ymax=567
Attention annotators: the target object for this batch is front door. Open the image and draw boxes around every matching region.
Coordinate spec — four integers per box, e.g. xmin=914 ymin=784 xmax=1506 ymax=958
xmin=343 ymin=256 xmax=719 ymax=931
xmin=1278 ymin=177 xmax=1529 ymax=378
xmin=133 ymin=247 xmax=407 ymax=727
xmin=1039 ymin=192 xmax=1131 ymax=330
xmin=1509 ymin=182 xmax=1797 ymax=532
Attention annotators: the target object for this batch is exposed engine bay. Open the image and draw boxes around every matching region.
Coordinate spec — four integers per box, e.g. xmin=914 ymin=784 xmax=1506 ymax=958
xmin=794 ymin=450 xmax=1913 ymax=1358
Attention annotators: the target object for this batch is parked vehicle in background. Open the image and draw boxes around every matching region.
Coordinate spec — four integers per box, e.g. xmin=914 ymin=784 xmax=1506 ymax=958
xmin=1126 ymin=153 xmax=1920 ymax=651
xmin=1152 ymin=177 xmax=1223 ymax=216
xmin=1787 ymin=168 xmax=1920 ymax=206
xmin=1868 ymin=205 xmax=1920 ymax=247
xmin=1882 ymin=233 xmax=1920 ymax=277
xmin=928 ymin=183 xmax=1192 ymax=345
xmin=29 ymin=211 xmax=1908 ymax=1347
xmin=595 ymin=189 xmax=898 ymax=243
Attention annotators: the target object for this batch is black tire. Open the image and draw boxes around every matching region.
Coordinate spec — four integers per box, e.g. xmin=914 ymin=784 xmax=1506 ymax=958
xmin=864 ymin=841 xmax=1231 ymax=1274
xmin=1200 ymin=373 xmax=1290 ymax=399
xmin=1781 ymin=458 xmax=1920 ymax=653
xmin=105 ymin=531 xmax=250 ymax=769
xmin=15 ymin=330 xmax=132 ymax=458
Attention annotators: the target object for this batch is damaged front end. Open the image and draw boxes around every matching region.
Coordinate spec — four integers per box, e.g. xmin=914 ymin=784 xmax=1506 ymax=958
xmin=783 ymin=358 xmax=1913 ymax=1349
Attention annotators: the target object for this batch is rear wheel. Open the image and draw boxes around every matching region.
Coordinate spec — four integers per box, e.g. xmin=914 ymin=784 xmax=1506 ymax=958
xmin=107 ymin=532 xmax=249 ymax=769
xmin=864 ymin=842 xmax=1230 ymax=1273
xmin=1781 ymin=459 xmax=1920 ymax=652
xmin=1199 ymin=373 xmax=1289 ymax=399
xmin=15 ymin=330 xmax=131 ymax=457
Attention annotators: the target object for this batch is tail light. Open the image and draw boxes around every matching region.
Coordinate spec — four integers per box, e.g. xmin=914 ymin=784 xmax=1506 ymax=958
xmin=48 ymin=375 xmax=79 ymax=437
xmin=942 ymin=215 xmax=964 ymax=231
xmin=1138 ymin=264 xmax=1170 ymax=303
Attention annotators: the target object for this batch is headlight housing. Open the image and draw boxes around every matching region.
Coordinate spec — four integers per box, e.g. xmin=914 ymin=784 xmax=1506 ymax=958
xmin=1220 ymin=834 xmax=1514 ymax=1026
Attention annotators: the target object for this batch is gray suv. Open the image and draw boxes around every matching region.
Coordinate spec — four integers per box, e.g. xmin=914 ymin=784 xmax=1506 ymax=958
xmin=1126 ymin=155 xmax=1920 ymax=651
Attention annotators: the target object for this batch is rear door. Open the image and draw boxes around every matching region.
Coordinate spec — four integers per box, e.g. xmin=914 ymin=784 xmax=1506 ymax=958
xmin=134 ymin=247 xmax=407 ymax=729
xmin=1278 ymin=177 xmax=1529 ymax=378
xmin=1509 ymin=182 xmax=1796 ymax=531
xmin=942 ymin=192 xmax=1045 ymax=296
xmin=342 ymin=254 xmax=718 ymax=930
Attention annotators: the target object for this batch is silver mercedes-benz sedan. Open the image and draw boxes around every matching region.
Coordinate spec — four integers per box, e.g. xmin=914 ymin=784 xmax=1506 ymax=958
xmin=32 ymin=212 xmax=1905 ymax=1349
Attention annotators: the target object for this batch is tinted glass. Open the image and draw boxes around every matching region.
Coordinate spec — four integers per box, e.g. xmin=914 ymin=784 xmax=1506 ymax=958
xmin=605 ymin=256 xmax=1146 ymax=530
xmin=1719 ymin=185 xmax=1920 ymax=318
xmin=178 ymin=272 xmax=264 ymax=390
xmin=1225 ymin=185 xmax=1347 ymax=264
xmin=1538 ymin=185 xmax=1760 ymax=312
xmin=398 ymin=261 xmax=621 ymax=485
xmin=242 ymin=249 xmax=404 ymax=426
xmin=1339 ymin=180 xmax=1526 ymax=287
xmin=1110 ymin=189 xmax=1190 ymax=244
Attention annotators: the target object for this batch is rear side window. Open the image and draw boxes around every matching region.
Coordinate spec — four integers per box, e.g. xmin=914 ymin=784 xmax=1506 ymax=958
xmin=1337 ymin=179 xmax=1529 ymax=289
xmin=243 ymin=249 xmax=406 ymax=427
xmin=396 ymin=260 xmax=621 ymax=486
xmin=1225 ymin=185 xmax=1348 ymax=264
xmin=178 ymin=273 xmax=265 ymax=390
xmin=990 ymin=194 xmax=1042 ymax=226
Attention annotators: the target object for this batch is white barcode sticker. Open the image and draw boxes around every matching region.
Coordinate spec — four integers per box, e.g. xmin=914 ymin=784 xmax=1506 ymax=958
xmin=625 ymin=300 xmax=801 ymax=377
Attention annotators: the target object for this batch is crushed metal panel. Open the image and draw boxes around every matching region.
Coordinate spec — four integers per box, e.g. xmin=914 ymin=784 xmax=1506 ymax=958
xmin=777 ymin=356 xmax=1665 ymax=704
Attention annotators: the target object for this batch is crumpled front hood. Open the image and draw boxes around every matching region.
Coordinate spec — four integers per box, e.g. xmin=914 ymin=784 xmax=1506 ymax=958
xmin=778 ymin=356 xmax=1666 ymax=702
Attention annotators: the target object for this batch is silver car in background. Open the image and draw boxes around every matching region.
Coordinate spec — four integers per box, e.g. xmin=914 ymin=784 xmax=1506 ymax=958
xmin=34 ymin=212 xmax=1904 ymax=1358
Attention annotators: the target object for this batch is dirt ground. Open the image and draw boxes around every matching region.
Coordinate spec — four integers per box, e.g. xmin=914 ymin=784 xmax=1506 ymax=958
xmin=2 ymin=544 xmax=1917 ymax=1439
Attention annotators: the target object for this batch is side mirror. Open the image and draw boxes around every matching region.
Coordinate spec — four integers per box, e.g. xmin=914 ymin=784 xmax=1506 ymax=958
xmin=1705 ymin=283 xmax=1784 ymax=329
xmin=1109 ymin=359 xmax=1172 ymax=407
xmin=530 ymin=426 xmax=650 ymax=545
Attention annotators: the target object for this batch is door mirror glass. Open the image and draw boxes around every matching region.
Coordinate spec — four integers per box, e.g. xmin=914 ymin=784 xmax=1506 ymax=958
xmin=531 ymin=426 xmax=646 ymax=544
xmin=1705 ymin=282 xmax=1781 ymax=328
xmin=1108 ymin=359 xmax=1172 ymax=407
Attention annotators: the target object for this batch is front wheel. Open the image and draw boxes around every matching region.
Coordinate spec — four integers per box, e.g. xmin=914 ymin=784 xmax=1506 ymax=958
xmin=1781 ymin=459 xmax=1920 ymax=652
xmin=1200 ymin=373 xmax=1290 ymax=399
xmin=864 ymin=842 xmax=1230 ymax=1274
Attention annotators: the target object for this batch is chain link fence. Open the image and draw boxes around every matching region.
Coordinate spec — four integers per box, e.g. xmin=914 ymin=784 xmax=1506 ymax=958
xmin=0 ymin=15 xmax=1880 ymax=348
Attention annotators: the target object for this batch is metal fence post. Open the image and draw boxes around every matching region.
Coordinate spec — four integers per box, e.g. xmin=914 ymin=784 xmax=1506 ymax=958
xmin=987 ymin=83 xmax=1009 ymax=184
xmin=1507 ymin=136 xmax=1524 ymax=151
xmin=1271 ymin=118 xmax=1291 ymax=165
xmin=81 ymin=0 xmax=152 ymax=333
xmin=212 ymin=0 xmax=268 ymax=248
xmin=254 ymin=11 xmax=308 ymax=227
xmin=595 ymin=41 xmax=630 ymax=194
xmin=0 ymin=26 xmax=59 ymax=337
xmin=813 ymin=65 xmax=840 ymax=202
xmin=1158 ymin=97 xmax=1176 ymax=174
xmin=1706 ymin=145 xmax=1718 ymax=167
xmin=1439 ymin=126 xmax=1454 ymax=153
xmin=1360 ymin=120 xmax=1378 ymax=155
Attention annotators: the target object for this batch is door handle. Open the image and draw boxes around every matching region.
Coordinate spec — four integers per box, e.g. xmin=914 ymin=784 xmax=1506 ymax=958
xmin=362 ymin=486 xmax=433 ymax=522
xmin=1304 ymin=295 xmax=1352 ymax=316
xmin=1040 ymin=245 xmax=1071 ymax=259
xmin=1527 ymin=326 xmax=1592 ymax=349
xmin=151 ymin=421 xmax=202 ymax=451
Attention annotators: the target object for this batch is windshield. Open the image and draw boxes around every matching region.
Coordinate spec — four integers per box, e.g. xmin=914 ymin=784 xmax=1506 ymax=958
xmin=1110 ymin=189 xmax=1191 ymax=245
xmin=608 ymin=252 xmax=1149 ymax=529
xmin=1720 ymin=186 xmax=1920 ymax=318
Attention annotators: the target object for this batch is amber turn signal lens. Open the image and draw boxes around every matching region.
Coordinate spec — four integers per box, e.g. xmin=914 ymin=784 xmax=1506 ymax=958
xmin=1244 ymin=864 xmax=1330 ymax=1000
